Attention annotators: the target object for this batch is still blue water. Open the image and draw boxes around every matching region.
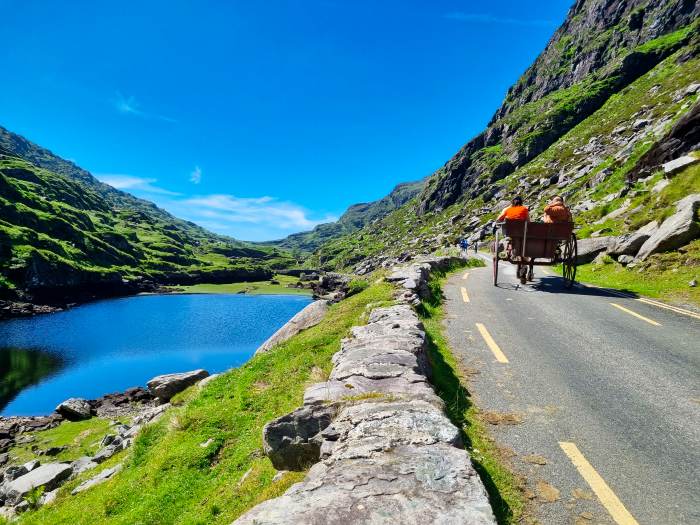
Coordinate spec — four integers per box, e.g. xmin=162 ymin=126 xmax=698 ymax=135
xmin=0 ymin=293 xmax=311 ymax=416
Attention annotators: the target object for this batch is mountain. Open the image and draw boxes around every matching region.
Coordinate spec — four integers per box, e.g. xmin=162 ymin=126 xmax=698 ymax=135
xmin=308 ymin=0 xmax=700 ymax=273
xmin=268 ymin=178 xmax=425 ymax=254
xmin=0 ymin=126 xmax=292 ymax=307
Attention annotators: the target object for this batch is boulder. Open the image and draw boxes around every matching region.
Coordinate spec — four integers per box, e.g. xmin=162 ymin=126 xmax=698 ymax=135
xmin=147 ymin=369 xmax=209 ymax=402
xmin=256 ymin=301 xmax=329 ymax=355
xmin=3 ymin=465 xmax=28 ymax=482
xmin=263 ymin=404 xmax=339 ymax=471
xmin=662 ymin=155 xmax=698 ymax=176
xmin=55 ymin=398 xmax=92 ymax=421
xmin=637 ymin=195 xmax=700 ymax=259
xmin=1 ymin=463 xmax=72 ymax=505
xmin=576 ymin=237 xmax=615 ymax=264
xmin=608 ymin=221 xmax=659 ymax=256
xmin=70 ymin=456 xmax=98 ymax=476
xmin=617 ymin=255 xmax=636 ymax=265
xmin=71 ymin=464 xmax=122 ymax=495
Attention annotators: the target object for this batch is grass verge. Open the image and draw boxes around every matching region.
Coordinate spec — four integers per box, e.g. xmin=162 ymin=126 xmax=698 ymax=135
xmin=174 ymin=274 xmax=311 ymax=296
xmin=19 ymin=281 xmax=394 ymax=525
xmin=418 ymin=260 xmax=527 ymax=525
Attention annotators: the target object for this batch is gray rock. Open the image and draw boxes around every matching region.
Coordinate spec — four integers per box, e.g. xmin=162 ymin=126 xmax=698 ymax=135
xmin=55 ymin=398 xmax=92 ymax=421
xmin=689 ymin=279 xmax=697 ymax=287
xmin=576 ymin=236 xmax=615 ymax=264
xmin=92 ymin=437 xmax=125 ymax=464
xmin=71 ymin=456 xmax=98 ymax=476
xmin=3 ymin=465 xmax=28 ymax=482
xmin=71 ymin=464 xmax=122 ymax=495
xmin=652 ymin=178 xmax=670 ymax=193
xmin=662 ymin=155 xmax=698 ymax=176
xmin=263 ymin=404 xmax=339 ymax=471
xmin=22 ymin=460 xmax=40 ymax=473
xmin=1 ymin=463 xmax=72 ymax=505
xmin=147 ymin=369 xmax=209 ymax=402
xmin=0 ymin=453 xmax=7 ymax=466
xmin=617 ymin=255 xmax=636 ymax=265
xmin=256 ymin=301 xmax=329 ymax=355
xmin=39 ymin=488 xmax=58 ymax=506
xmin=637 ymin=194 xmax=700 ymax=259
xmin=234 ymin=444 xmax=495 ymax=525
xmin=608 ymin=221 xmax=659 ymax=256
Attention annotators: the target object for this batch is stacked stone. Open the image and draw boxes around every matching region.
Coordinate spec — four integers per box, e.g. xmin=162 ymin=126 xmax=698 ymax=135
xmin=386 ymin=256 xmax=463 ymax=305
xmin=233 ymin=303 xmax=495 ymax=524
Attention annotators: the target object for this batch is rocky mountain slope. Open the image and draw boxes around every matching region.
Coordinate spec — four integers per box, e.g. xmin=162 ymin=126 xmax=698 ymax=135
xmin=308 ymin=0 xmax=700 ymax=295
xmin=0 ymin=126 xmax=292 ymax=309
xmin=267 ymin=178 xmax=425 ymax=254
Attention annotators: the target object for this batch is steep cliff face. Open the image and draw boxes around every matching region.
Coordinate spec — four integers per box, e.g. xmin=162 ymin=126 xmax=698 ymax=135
xmin=419 ymin=0 xmax=699 ymax=213
xmin=269 ymin=178 xmax=425 ymax=254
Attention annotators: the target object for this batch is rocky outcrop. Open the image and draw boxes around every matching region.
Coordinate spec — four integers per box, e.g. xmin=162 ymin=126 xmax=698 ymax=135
xmin=0 ymin=463 xmax=72 ymax=506
xmin=256 ymin=301 xmax=329 ymax=355
xmin=576 ymin=236 xmax=615 ymax=263
xmin=71 ymin=464 xmax=122 ymax=495
xmin=55 ymin=398 xmax=92 ymax=421
xmin=387 ymin=256 xmax=463 ymax=305
xmin=608 ymin=221 xmax=659 ymax=256
xmin=637 ymin=194 xmax=700 ymax=259
xmin=147 ymin=369 xmax=209 ymax=403
xmin=235 ymin=291 xmax=494 ymax=524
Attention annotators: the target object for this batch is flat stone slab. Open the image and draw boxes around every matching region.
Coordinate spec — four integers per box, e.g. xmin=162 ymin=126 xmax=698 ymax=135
xmin=147 ymin=369 xmax=209 ymax=402
xmin=234 ymin=444 xmax=495 ymax=525
xmin=662 ymin=155 xmax=698 ymax=175
xmin=1 ymin=463 xmax=72 ymax=505
xmin=256 ymin=300 xmax=329 ymax=354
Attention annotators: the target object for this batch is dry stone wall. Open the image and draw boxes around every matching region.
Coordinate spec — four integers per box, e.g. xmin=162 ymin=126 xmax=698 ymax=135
xmin=233 ymin=257 xmax=495 ymax=525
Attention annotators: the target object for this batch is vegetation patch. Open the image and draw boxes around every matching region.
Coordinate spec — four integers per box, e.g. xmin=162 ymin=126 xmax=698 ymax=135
xmin=19 ymin=281 xmax=394 ymax=525
xmin=418 ymin=269 xmax=526 ymax=525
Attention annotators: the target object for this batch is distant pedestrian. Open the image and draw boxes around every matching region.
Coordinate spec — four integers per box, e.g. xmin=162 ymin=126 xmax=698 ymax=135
xmin=459 ymin=238 xmax=469 ymax=257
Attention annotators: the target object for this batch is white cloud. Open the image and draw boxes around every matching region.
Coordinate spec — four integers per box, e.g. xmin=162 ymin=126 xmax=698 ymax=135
xmin=113 ymin=92 xmax=177 ymax=123
xmin=189 ymin=166 xmax=202 ymax=184
xmin=97 ymin=174 xmax=336 ymax=241
xmin=444 ymin=12 xmax=556 ymax=27
xmin=96 ymin=174 xmax=181 ymax=196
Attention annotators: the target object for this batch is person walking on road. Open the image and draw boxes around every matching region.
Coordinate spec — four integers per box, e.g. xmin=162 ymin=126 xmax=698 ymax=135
xmin=459 ymin=238 xmax=469 ymax=257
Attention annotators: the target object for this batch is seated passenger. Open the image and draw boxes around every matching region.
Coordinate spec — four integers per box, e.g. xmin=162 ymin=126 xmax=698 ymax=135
xmin=543 ymin=195 xmax=572 ymax=223
xmin=497 ymin=196 xmax=529 ymax=221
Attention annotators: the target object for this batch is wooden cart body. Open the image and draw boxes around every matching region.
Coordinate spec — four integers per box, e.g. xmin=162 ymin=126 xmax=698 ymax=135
xmin=493 ymin=220 xmax=577 ymax=287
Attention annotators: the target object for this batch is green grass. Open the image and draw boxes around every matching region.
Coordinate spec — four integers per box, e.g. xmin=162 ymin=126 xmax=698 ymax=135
xmin=175 ymin=274 xmax=311 ymax=296
xmin=418 ymin=263 xmax=526 ymax=525
xmin=19 ymin=281 xmax=395 ymax=525
xmin=7 ymin=418 xmax=118 ymax=465
xmin=571 ymin=239 xmax=700 ymax=308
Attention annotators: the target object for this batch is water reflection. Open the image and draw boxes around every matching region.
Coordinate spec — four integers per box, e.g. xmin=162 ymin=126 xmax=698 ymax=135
xmin=0 ymin=348 xmax=64 ymax=413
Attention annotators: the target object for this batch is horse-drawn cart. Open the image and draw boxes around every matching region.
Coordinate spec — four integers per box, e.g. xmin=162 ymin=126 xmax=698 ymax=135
xmin=492 ymin=220 xmax=577 ymax=287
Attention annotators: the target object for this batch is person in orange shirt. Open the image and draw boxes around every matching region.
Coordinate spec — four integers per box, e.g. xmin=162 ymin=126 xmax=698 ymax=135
xmin=543 ymin=195 xmax=572 ymax=223
xmin=497 ymin=196 xmax=529 ymax=221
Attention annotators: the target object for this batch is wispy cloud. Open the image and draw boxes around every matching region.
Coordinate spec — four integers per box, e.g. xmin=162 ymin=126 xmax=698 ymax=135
xmin=189 ymin=165 xmax=202 ymax=184
xmin=96 ymin=174 xmax=181 ymax=196
xmin=113 ymin=92 xmax=177 ymax=123
xmin=97 ymin=173 xmax=336 ymax=240
xmin=181 ymin=194 xmax=336 ymax=231
xmin=444 ymin=12 xmax=557 ymax=27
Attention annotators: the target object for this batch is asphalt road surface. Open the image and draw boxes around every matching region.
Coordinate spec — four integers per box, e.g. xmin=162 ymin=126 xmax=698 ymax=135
xmin=442 ymin=256 xmax=699 ymax=525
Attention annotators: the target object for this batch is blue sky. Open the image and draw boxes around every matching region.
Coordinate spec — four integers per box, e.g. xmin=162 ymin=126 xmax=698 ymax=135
xmin=1 ymin=0 xmax=571 ymax=241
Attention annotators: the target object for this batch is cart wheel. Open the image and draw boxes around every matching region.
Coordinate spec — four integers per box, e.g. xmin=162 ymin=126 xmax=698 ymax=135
xmin=562 ymin=233 xmax=578 ymax=289
xmin=492 ymin=230 xmax=499 ymax=286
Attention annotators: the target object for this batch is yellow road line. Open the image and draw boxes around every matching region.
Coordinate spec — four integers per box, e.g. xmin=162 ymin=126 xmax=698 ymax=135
xmin=635 ymin=297 xmax=700 ymax=321
xmin=475 ymin=323 xmax=508 ymax=363
xmin=610 ymin=303 xmax=661 ymax=326
xmin=541 ymin=268 xmax=551 ymax=276
xmin=559 ymin=442 xmax=639 ymax=525
xmin=460 ymin=287 xmax=470 ymax=303
xmin=462 ymin=271 xmax=470 ymax=280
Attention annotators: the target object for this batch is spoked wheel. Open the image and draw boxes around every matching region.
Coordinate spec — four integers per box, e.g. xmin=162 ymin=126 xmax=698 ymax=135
xmin=492 ymin=230 xmax=500 ymax=286
xmin=562 ymin=232 xmax=578 ymax=289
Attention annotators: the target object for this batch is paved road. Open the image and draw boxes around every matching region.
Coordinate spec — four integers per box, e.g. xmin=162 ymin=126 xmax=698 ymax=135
xmin=443 ymin=257 xmax=700 ymax=525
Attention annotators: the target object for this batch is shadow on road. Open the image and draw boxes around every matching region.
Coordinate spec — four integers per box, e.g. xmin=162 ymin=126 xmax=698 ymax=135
xmin=495 ymin=275 xmax=639 ymax=299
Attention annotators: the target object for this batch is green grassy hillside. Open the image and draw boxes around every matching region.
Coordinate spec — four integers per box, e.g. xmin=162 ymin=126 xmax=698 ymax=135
xmin=0 ymin=129 xmax=293 ymax=303
xmin=308 ymin=33 xmax=699 ymax=286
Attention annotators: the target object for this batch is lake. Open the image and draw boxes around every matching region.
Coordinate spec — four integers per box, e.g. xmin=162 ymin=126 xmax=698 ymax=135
xmin=0 ymin=293 xmax=312 ymax=416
